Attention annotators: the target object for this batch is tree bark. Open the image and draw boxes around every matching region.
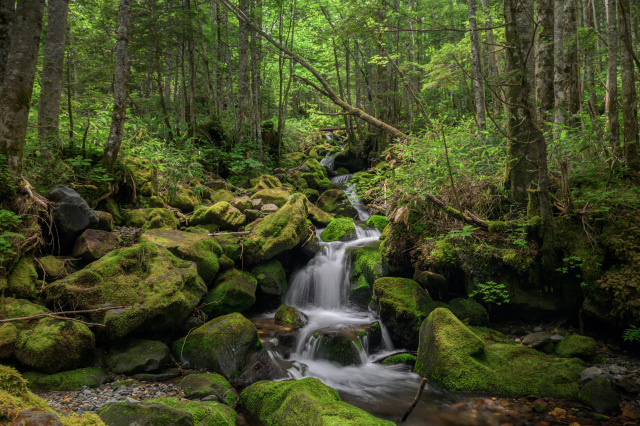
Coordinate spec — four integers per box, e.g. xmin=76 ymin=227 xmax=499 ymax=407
xmin=236 ymin=0 xmax=251 ymax=141
xmin=480 ymin=0 xmax=501 ymax=118
xmin=468 ymin=0 xmax=487 ymax=130
xmin=250 ymin=0 xmax=263 ymax=154
xmin=0 ymin=0 xmax=14 ymax=88
xmin=606 ymin=0 xmax=620 ymax=156
xmin=102 ymin=0 xmax=132 ymax=172
xmin=0 ymin=0 xmax=45 ymax=176
xmin=554 ymin=0 xmax=566 ymax=131
xmin=535 ymin=0 xmax=554 ymax=129
xmin=619 ymin=0 xmax=640 ymax=170
xmin=562 ymin=0 xmax=580 ymax=125
xmin=37 ymin=0 xmax=70 ymax=147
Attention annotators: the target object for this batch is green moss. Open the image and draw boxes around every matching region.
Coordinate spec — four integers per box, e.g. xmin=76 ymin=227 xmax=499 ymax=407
xmin=190 ymin=201 xmax=246 ymax=229
xmin=304 ymin=159 xmax=328 ymax=177
xmin=302 ymin=188 xmax=320 ymax=203
xmin=313 ymin=332 xmax=362 ymax=366
xmin=23 ymin=367 xmax=110 ymax=392
xmin=427 ymin=240 xmax=458 ymax=269
xmin=555 ymin=334 xmax=598 ymax=361
xmin=168 ymin=185 xmax=199 ymax=212
xmin=251 ymin=188 xmax=291 ymax=208
xmin=415 ymin=308 xmax=584 ymax=398
xmin=202 ymin=269 xmax=257 ymax=316
xmin=274 ymin=305 xmax=307 ymax=328
xmin=334 ymin=167 xmax=350 ymax=175
xmin=305 ymin=199 xmax=334 ymax=226
xmin=251 ymin=175 xmax=282 ymax=191
xmin=349 ymin=278 xmax=372 ymax=306
xmin=210 ymin=189 xmax=234 ymax=203
xmin=147 ymin=397 xmax=236 ymax=425
xmin=123 ymin=157 xmax=158 ymax=197
xmin=178 ymin=373 xmax=238 ymax=407
xmin=294 ymin=177 xmax=309 ymax=190
xmin=321 ymin=218 xmax=356 ymax=242
xmin=366 ymin=215 xmax=390 ymax=231
xmin=316 ymin=189 xmax=356 ymax=218
xmin=7 ymin=255 xmax=38 ymax=299
xmin=252 ymin=260 xmax=287 ymax=297
xmin=447 ymin=298 xmax=489 ymax=326
xmin=0 ymin=298 xmax=48 ymax=322
xmin=380 ymin=353 xmax=416 ymax=367
xmin=123 ymin=208 xmax=178 ymax=231
xmin=239 ymin=378 xmax=394 ymax=425
xmin=487 ymin=221 xmax=508 ymax=233
xmin=0 ymin=364 xmax=48 ymax=414
xmin=37 ymin=255 xmax=67 ymax=279
xmin=349 ymin=246 xmax=389 ymax=285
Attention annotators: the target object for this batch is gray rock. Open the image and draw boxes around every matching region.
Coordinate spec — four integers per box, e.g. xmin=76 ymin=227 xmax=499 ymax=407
xmin=132 ymin=369 xmax=181 ymax=382
xmin=581 ymin=366 xmax=609 ymax=384
xmin=72 ymin=229 xmax=119 ymax=261
xmin=244 ymin=209 xmax=263 ymax=222
xmin=251 ymin=198 xmax=263 ymax=209
xmin=261 ymin=203 xmax=279 ymax=215
xmin=609 ymin=364 xmax=628 ymax=375
xmin=521 ymin=332 xmax=551 ymax=349
xmin=580 ymin=377 xmax=620 ymax=414
xmin=533 ymin=326 xmax=543 ymax=332
xmin=106 ymin=339 xmax=171 ymax=375
xmin=47 ymin=185 xmax=99 ymax=251
xmin=550 ymin=334 xmax=564 ymax=344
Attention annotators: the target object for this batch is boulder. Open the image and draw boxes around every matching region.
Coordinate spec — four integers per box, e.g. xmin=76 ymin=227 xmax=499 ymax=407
xmin=0 ymin=365 xmax=49 ymax=413
xmin=347 ymin=246 xmax=389 ymax=307
xmin=15 ymin=318 xmax=95 ymax=373
xmin=178 ymin=373 xmax=238 ymax=407
xmin=98 ymin=401 xmax=194 ymax=426
xmin=209 ymin=189 xmax=234 ymax=204
xmin=23 ymin=367 xmax=110 ymax=392
xmin=302 ymin=188 xmax=320 ymax=203
xmin=243 ymin=209 xmax=262 ymax=222
xmin=311 ymin=331 xmax=363 ymax=366
xmin=260 ymin=203 xmax=279 ymax=215
xmin=274 ymin=305 xmax=308 ymax=329
xmin=243 ymin=194 xmax=310 ymax=264
xmin=201 ymin=269 xmax=257 ymax=316
xmin=448 ymin=298 xmax=489 ymax=327
xmin=522 ymin=332 xmax=552 ymax=349
xmin=123 ymin=208 xmax=178 ymax=230
xmin=106 ymin=339 xmax=171 ymax=374
xmin=0 ymin=324 xmax=18 ymax=358
xmin=252 ymin=260 xmax=287 ymax=307
xmin=230 ymin=196 xmax=252 ymax=212
xmin=369 ymin=277 xmax=441 ymax=349
xmin=321 ymin=217 xmax=356 ymax=242
xmin=414 ymin=308 xmax=584 ymax=398
xmin=148 ymin=195 xmax=165 ymax=208
xmin=413 ymin=270 xmax=448 ymax=300
xmin=93 ymin=210 xmax=115 ymax=231
xmin=366 ymin=215 xmax=389 ymax=231
xmin=35 ymin=256 xmax=67 ymax=282
xmin=46 ymin=185 xmax=99 ymax=250
xmin=168 ymin=185 xmax=199 ymax=212
xmin=6 ymin=255 xmax=38 ymax=299
xmin=213 ymin=235 xmax=243 ymax=261
xmin=45 ymin=243 xmax=207 ymax=341
xmin=316 ymin=189 xmax=357 ymax=218
xmin=251 ymin=188 xmax=291 ymax=208
xmin=190 ymin=202 xmax=246 ymax=230
xmin=240 ymin=378 xmax=394 ymax=425
xmin=555 ymin=334 xmax=598 ymax=361
xmin=380 ymin=353 xmax=417 ymax=367
xmin=580 ymin=366 xmax=609 ymax=384
xmin=579 ymin=377 xmax=620 ymax=414
xmin=141 ymin=229 xmax=222 ymax=285
xmin=72 ymin=229 xmax=119 ymax=261
xmin=251 ymin=174 xmax=282 ymax=191
xmin=172 ymin=313 xmax=263 ymax=382
xmin=122 ymin=157 xmax=158 ymax=197
xmin=305 ymin=199 xmax=333 ymax=226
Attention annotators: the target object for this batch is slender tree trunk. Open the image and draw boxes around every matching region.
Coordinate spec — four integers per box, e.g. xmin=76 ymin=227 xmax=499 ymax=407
xmin=554 ymin=0 xmax=566 ymax=131
xmin=250 ymin=0 xmax=263 ymax=155
xmin=38 ymin=0 xmax=70 ymax=148
xmin=236 ymin=0 xmax=251 ymax=141
xmin=606 ymin=0 xmax=620 ymax=156
xmin=185 ymin=0 xmax=197 ymax=140
xmin=154 ymin=46 xmax=174 ymax=143
xmin=468 ymin=0 xmax=486 ymax=130
xmin=563 ymin=0 xmax=580 ymax=125
xmin=102 ymin=0 xmax=132 ymax=172
xmin=535 ymin=0 xmax=554 ymax=129
xmin=480 ymin=0 xmax=501 ymax=118
xmin=0 ymin=0 xmax=15 ymax=88
xmin=0 ymin=0 xmax=45 ymax=177
xmin=619 ymin=0 xmax=640 ymax=170
xmin=582 ymin=0 xmax=597 ymax=117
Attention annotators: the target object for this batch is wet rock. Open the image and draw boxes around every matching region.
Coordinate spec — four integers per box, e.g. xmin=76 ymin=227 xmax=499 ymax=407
xmin=555 ymin=334 xmax=598 ymax=361
xmin=522 ymin=332 xmax=551 ymax=349
xmin=201 ymin=269 xmax=257 ymax=316
xmin=316 ymin=189 xmax=357 ymax=218
xmin=106 ymin=339 xmax=171 ymax=375
xmin=178 ymin=373 xmax=238 ymax=407
xmin=579 ymin=377 xmax=620 ymax=414
xmin=274 ymin=305 xmax=308 ymax=329
xmin=252 ymin=260 xmax=287 ymax=308
xmin=72 ymin=229 xmax=119 ymax=261
xmin=321 ymin=217 xmax=356 ymax=242
xmin=46 ymin=185 xmax=99 ymax=251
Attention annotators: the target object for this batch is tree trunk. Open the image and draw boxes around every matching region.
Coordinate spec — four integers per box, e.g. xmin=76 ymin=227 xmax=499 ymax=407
xmin=535 ymin=0 xmax=554 ymax=129
xmin=102 ymin=0 xmax=132 ymax=172
xmin=0 ymin=0 xmax=45 ymax=177
xmin=563 ymin=0 xmax=580 ymax=125
xmin=606 ymin=0 xmax=620 ymax=156
xmin=37 ymin=0 xmax=70 ymax=148
xmin=236 ymin=0 xmax=251 ymax=141
xmin=250 ymin=0 xmax=263 ymax=154
xmin=554 ymin=0 xmax=565 ymax=131
xmin=0 ymin=0 xmax=15 ymax=88
xmin=619 ymin=0 xmax=640 ymax=170
xmin=480 ymin=0 xmax=501 ymax=118
xmin=468 ymin=0 xmax=486 ymax=130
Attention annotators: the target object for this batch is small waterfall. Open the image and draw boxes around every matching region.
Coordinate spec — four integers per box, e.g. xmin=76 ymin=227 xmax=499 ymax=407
xmin=330 ymin=174 xmax=371 ymax=221
xmin=320 ymin=155 xmax=335 ymax=170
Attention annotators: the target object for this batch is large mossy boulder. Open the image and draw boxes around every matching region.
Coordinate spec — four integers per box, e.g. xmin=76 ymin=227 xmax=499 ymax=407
xmin=98 ymin=401 xmax=194 ymax=426
xmin=243 ymin=194 xmax=310 ymax=264
xmin=321 ymin=217 xmax=356 ymax=242
xmin=201 ymin=269 xmax=257 ymax=316
xmin=251 ymin=188 xmax=291 ymax=208
xmin=141 ymin=229 xmax=222 ymax=285
xmin=168 ymin=185 xmax=199 ymax=212
xmin=447 ymin=298 xmax=489 ymax=326
xmin=579 ymin=377 xmax=620 ymax=414
xmin=178 ymin=373 xmax=238 ymax=407
xmin=6 ymin=255 xmax=38 ymax=299
xmin=251 ymin=260 xmax=287 ymax=307
xmin=172 ymin=313 xmax=263 ymax=381
xmin=240 ymin=378 xmax=394 ymax=426
xmin=23 ymin=367 xmax=110 ymax=392
xmin=0 ymin=299 xmax=49 ymax=361
xmin=106 ymin=339 xmax=171 ymax=374
xmin=316 ymin=189 xmax=357 ymax=218
xmin=369 ymin=277 xmax=441 ymax=349
xmin=45 ymin=243 xmax=207 ymax=341
xmin=311 ymin=331 xmax=363 ymax=366
xmin=214 ymin=235 xmax=243 ymax=261
xmin=123 ymin=208 xmax=178 ymax=230
xmin=414 ymin=308 xmax=584 ymax=398
xmin=347 ymin=246 xmax=389 ymax=307
xmin=16 ymin=318 xmax=95 ymax=373
xmin=209 ymin=189 xmax=235 ymax=204
xmin=190 ymin=202 xmax=246 ymax=230
xmin=251 ymin=174 xmax=282 ymax=191
xmin=305 ymin=199 xmax=334 ymax=226
xmin=366 ymin=215 xmax=389 ymax=231
xmin=36 ymin=256 xmax=68 ymax=282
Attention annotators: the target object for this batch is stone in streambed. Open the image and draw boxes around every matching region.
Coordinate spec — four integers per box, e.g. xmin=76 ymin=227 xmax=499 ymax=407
xmin=316 ymin=189 xmax=357 ymax=218
xmin=321 ymin=217 xmax=356 ymax=242
xmin=252 ymin=260 xmax=287 ymax=308
xmin=178 ymin=373 xmax=238 ymax=407
xmin=201 ymin=269 xmax=257 ymax=316
xmin=23 ymin=367 xmax=110 ymax=392
xmin=579 ymin=377 xmax=620 ymax=414
xmin=274 ymin=305 xmax=308 ymax=329
xmin=555 ymin=334 xmax=598 ymax=361
xmin=106 ymin=338 xmax=171 ymax=374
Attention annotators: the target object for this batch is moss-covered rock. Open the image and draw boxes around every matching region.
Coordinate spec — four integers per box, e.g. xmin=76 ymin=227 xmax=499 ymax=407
xmin=94 ymin=210 xmax=115 ymax=232
xmin=380 ymin=353 xmax=416 ymax=367
xmin=178 ymin=373 xmax=238 ymax=407
xmin=172 ymin=313 xmax=263 ymax=382
xmin=0 ymin=324 xmax=18 ymax=359
xmin=240 ymin=377 xmax=393 ymax=425
xmin=202 ymin=269 xmax=257 ymax=316
xmin=316 ymin=189 xmax=357 ymax=218
xmin=0 ymin=298 xmax=48 ymax=322
xmin=106 ymin=339 xmax=170 ymax=374
xmin=251 ymin=175 xmax=282 ymax=191
xmin=301 ymin=188 xmax=320 ymax=203
xmin=213 ymin=235 xmax=243 ymax=261
xmin=448 ymin=298 xmax=489 ymax=326
xmin=321 ymin=218 xmax=356 ymax=242
xmin=243 ymin=194 xmax=310 ymax=264
xmin=348 ymin=246 xmax=389 ymax=287
xmin=251 ymin=188 xmax=291 ymax=208
xmin=210 ymin=189 xmax=234 ymax=204
xmin=190 ymin=202 xmax=246 ymax=230
xmin=305 ymin=199 xmax=334 ymax=227
xmin=369 ymin=277 xmax=443 ymax=349
xmin=252 ymin=260 xmax=287 ymax=307
xmin=579 ymin=377 xmax=620 ymax=414
xmin=141 ymin=229 xmax=222 ymax=285
xmin=312 ymin=331 xmax=363 ymax=366
xmin=123 ymin=208 xmax=178 ymax=231
xmin=281 ymin=152 xmax=306 ymax=169
xmin=123 ymin=157 xmax=158 ymax=197
xmin=45 ymin=243 xmax=207 ymax=341
xmin=274 ymin=305 xmax=308 ymax=329
xmin=555 ymin=334 xmax=598 ymax=361
xmin=366 ymin=215 xmax=389 ymax=231
xmin=16 ymin=318 xmax=95 ymax=373
xmin=23 ymin=367 xmax=110 ymax=392
xmin=168 ymin=185 xmax=199 ymax=212
xmin=7 ymin=255 xmax=38 ymax=299
xmin=414 ymin=308 xmax=584 ymax=398
xmin=0 ymin=364 xmax=49 ymax=416
xmin=334 ymin=167 xmax=350 ymax=175
xmin=36 ymin=255 xmax=68 ymax=281
xmin=148 ymin=195 xmax=165 ymax=208
xmin=230 ymin=196 xmax=253 ymax=212
xmin=98 ymin=401 xmax=194 ymax=426
xmin=147 ymin=397 xmax=237 ymax=425
xmin=72 ymin=229 xmax=119 ymax=262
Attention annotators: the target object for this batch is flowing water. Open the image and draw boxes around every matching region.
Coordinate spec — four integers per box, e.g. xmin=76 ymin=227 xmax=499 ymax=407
xmin=257 ymin=158 xmax=461 ymax=423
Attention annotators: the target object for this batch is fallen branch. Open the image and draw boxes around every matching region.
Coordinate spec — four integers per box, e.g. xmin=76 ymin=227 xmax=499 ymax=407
xmin=208 ymin=231 xmax=251 ymax=236
xmin=0 ymin=305 xmax=128 ymax=325
xmin=401 ymin=377 xmax=428 ymax=422
xmin=424 ymin=193 xmax=488 ymax=229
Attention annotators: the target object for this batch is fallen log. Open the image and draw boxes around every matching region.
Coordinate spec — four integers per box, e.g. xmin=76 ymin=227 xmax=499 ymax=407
xmin=319 ymin=126 xmax=347 ymax=132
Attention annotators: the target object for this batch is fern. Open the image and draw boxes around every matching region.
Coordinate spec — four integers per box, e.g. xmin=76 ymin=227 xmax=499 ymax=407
xmin=623 ymin=325 xmax=640 ymax=342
